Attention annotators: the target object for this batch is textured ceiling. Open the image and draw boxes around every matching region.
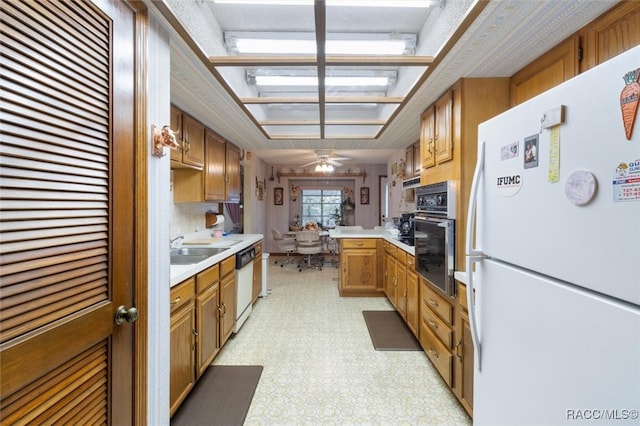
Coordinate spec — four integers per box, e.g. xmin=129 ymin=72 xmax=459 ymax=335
xmin=163 ymin=0 xmax=619 ymax=165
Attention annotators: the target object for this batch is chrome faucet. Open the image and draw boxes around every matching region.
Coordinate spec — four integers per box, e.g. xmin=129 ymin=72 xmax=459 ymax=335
xmin=170 ymin=235 xmax=184 ymax=249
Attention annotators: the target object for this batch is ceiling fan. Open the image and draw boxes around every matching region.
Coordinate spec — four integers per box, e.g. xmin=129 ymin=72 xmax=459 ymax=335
xmin=300 ymin=150 xmax=352 ymax=171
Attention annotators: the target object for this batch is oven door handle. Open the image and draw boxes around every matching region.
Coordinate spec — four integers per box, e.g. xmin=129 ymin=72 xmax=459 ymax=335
xmin=440 ymin=220 xmax=454 ymax=278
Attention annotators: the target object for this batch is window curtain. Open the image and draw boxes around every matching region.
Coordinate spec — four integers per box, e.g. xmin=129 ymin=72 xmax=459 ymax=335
xmin=224 ymin=203 xmax=242 ymax=232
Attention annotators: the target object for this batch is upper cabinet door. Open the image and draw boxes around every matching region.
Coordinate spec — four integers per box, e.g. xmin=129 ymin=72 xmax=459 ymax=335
xmin=509 ymin=36 xmax=579 ymax=107
xmin=583 ymin=1 xmax=640 ymax=71
xmin=182 ymin=114 xmax=205 ymax=169
xmin=170 ymin=105 xmax=184 ymax=163
xmin=434 ymin=91 xmax=453 ymax=165
xmin=204 ymin=130 xmax=226 ymax=202
xmin=420 ymin=105 xmax=436 ymax=170
xmin=225 ymin=144 xmax=241 ymax=203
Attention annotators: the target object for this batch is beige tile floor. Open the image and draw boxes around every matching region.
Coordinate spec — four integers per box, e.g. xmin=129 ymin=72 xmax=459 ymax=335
xmin=213 ymin=257 xmax=472 ymax=425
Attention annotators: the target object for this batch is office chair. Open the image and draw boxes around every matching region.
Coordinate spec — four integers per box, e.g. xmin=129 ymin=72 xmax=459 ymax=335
xmin=296 ymin=230 xmax=322 ymax=271
xmin=272 ymin=228 xmax=297 ymax=267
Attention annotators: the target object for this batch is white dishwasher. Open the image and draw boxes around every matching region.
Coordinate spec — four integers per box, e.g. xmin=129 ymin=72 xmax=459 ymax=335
xmin=234 ymin=245 xmax=255 ymax=333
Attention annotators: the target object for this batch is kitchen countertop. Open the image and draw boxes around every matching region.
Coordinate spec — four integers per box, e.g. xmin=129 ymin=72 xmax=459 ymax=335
xmin=328 ymin=229 xmax=415 ymax=255
xmin=170 ymin=233 xmax=263 ymax=287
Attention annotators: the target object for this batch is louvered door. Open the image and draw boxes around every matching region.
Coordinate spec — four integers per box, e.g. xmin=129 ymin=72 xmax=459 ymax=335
xmin=0 ymin=0 xmax=138 ymax=423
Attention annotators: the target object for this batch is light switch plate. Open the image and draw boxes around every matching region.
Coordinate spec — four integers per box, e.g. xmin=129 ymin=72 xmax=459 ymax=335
xmin=541 ymin=105 xmax=565 ymax=129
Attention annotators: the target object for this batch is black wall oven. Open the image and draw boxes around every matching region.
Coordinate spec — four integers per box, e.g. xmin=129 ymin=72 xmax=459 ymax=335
xmin=414 ymin=216 xmax=455 ymax=296
xmin=414 ymin=181 xmax=456 ymax=296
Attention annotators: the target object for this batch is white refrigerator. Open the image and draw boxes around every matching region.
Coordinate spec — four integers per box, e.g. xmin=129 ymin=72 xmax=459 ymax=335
xmin=465 ymin=45 xmax=640 ymax=425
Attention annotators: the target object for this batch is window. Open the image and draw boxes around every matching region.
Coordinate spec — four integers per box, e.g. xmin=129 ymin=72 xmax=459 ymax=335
xmin=301 ymin=189 xmax=342 ymax=228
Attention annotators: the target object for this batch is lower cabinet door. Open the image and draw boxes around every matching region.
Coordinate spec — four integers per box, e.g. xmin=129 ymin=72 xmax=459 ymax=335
xmin=196 ymin=284 xmax=220 ymax=378
xmin=170 ymin=303 xmax=195 ymax=416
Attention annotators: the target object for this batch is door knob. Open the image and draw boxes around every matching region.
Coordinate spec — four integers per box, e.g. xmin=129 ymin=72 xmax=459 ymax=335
xmin=115 ymin=305 xmax=139 ymax=325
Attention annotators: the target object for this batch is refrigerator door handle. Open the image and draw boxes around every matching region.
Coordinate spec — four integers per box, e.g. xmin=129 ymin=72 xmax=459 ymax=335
xmin=465 ymin=141 xmax=485 ymax=371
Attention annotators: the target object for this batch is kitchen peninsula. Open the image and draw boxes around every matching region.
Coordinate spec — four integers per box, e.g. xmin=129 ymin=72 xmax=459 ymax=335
xmin=329 ymin=228 xmax=414 ymax=298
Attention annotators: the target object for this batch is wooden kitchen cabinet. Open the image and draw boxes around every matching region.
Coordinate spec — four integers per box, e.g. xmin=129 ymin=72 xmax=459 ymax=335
xmin=510 ymin=2 xmax=640 ymax=107
xmin=421 ymin=78 xmax=510 ymax=273
xmin=454 ymin=281 xmax=474 ymax=416
xmin=219 ymin=255 xmax=237 ymax=347
xmin=405 ymin=257 xmax=420 ymax=337
xmin=404 ymin=141 xmax=420 ymax=178
xmin=339 ymin=239 xmax=380 ymax=297
xmin=170 ymin=250 xmax=245 ymax=417
xmin=384 ymin=243 xmax=398 ymax=307
xmin=420 ymin=91 xmax=452 ymax=173
xmin=204 ymin=130 xmax=241 ymax=203
xmin=170 ymin=278 xmax=196 ymax=416
xmin=195 ymin=264 xmax=220 ymax=379
xmin=510 ymin=36 xmax=579 ymax=106
xmin=583 ymin=1 xmax=640 ymax=71
xmin=419 ymin=279 xmax=454 ymax=387
xmin=396 ymin=250 xmax=407 ymax=319
xmin=170 ymin=104 xmax=241 ymax=203
xmin=170 ymin=105 xmax=205 ymax=169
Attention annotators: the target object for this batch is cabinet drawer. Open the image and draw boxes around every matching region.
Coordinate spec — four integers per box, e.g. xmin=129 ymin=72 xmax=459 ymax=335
xmin=220 ymin=255 xmax=235 ymax=277
xmin=341 ymin=238 xmax=377 ymax=249
xmin=421 ymin=282 xmax=453 ymax=325
xmin=406 ymin=254 xmax=416 ymax=270
xmin=196 ymin=264 xmax=219 ymax=293
xmin=422 ymin=306 xmax=453 ymax=349
xmin=170 ymin=277 xmax=195 ymax=312
xmin=396 ymin=250 xmax=407 ymax=265
xmin=457 ymin=281 xmax=468 ymax=311
xmin=420 ymin=321 xmax=453 ymax=387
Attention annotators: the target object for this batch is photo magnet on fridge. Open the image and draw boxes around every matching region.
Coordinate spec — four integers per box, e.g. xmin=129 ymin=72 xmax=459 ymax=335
xmin=524 ymin=134 xmax=539 ymax=169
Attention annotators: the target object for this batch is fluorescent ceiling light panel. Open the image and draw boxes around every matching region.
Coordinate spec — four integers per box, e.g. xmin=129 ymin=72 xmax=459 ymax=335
xmin=214 ymin=0 xmax=440 ymax=7
xmin=226 ymin=32 xmax=416 ymax=55
xmin=232 ymin=38 xmax=409 ymax=55
xmin=235 ymin=39 xmax=316 ymax=54
xmin=255 ymin=76 xmax=389 ymax=87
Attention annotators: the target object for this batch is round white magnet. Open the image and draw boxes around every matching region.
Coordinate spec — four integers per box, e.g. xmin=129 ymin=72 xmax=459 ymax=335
xmin=564 ymin=170 xmax=597 ymax=206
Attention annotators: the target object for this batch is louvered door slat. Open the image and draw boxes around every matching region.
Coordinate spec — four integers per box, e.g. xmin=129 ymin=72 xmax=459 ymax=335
xmin=0 ymin=256 xmax=106 ymax=290
xmin=2 ymin=80 xmax=107 ymax=125
xmin=1 ymin=119 xmax=109 ymax=154
xmin=1 ymin=271 xmax=106 ymax=310
xmin=0 ymin=154 xmax=108 ymax=178
xmin=2 ymin=96 xmax=109 ymax=138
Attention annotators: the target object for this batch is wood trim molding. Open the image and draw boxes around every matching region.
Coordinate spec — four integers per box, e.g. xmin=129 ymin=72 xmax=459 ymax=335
xmin=127 ymin=1 xmax=149 ymax=424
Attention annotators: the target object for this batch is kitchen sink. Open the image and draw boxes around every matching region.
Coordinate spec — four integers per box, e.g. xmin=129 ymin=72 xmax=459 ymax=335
xmin=170 ymin=247 xmax=229 ymax=265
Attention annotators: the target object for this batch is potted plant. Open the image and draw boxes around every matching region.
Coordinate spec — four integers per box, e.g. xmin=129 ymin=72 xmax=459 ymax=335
xmin=329 ymin=206 xmax=344 ymax=226
xmin=341 ymin=198 xmax=355 ymax=211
